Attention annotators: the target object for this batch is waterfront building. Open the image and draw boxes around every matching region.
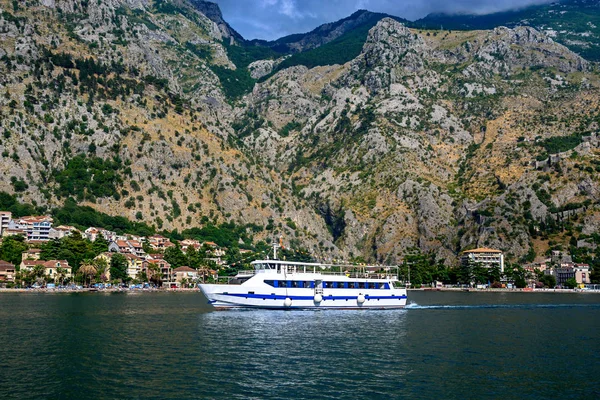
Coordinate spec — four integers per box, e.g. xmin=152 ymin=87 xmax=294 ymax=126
xmin=84 ymin=227 xmax=100 ymax=242
xmin=49 ymin=225 xmax=77 ymax=240
xmin=21 ymin=249 xmax=42 ymax=262
xmin=95 ymin=252 xmax=145 ymax=280
xmin=173 ymin=266 xmax=198 ymax=285
xmin=8 ymin=216 xmax=53 ymax=241
xmin=20 ymin=259 xmax=46 ymax=272
xmin=148 ymin=235 xmax=175 ymax=251
xmin=1 ymin=228 xmax=26 ymax=238
xmin=123 ymin=253 xmax=145 ymax=280
xmin=180 ymin=239 xmax=201 ymax=252
xmin=100 ymin=229 xmax=118 ymax=242
xmin=0 ymin=260 xmax=16 ymax=282
xmin=460 ymin=247 xmax=505 ymax=272
xmin=108 ymin=240 xmax=146 ymax=257
xmin=43 ymin=260 xmax=72 ymax=282
xmin=547 ymin=263 xmax=591 ymax=286
xmin=142 ymin=259 xmax=172 ymax=282
xmin=0 ymin=211 xmax=11 ymax=236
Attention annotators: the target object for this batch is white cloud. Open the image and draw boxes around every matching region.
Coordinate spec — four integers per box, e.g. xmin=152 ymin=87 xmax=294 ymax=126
xmin=279 ymin=0 xmax=302 ymax=19
xmin=214 ymin=0 xmax=556 ymax=40
xmin=260 ymin=0 xmax=278 ymax=7
xmin=356 ymin=0 xmax=370 ymax=9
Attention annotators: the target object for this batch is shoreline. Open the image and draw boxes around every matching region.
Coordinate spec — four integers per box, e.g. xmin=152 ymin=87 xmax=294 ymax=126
xmin=0 ymin=288 xmax=201 ymax=293
xmin=409 ymin=287 xmax=600 ymax=294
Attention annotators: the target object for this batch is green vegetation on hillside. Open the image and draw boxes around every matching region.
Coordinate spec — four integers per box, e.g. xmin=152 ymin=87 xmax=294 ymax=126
xmin=0 ymin=192 xmax=42 ymax=217
xmin=273 ymin=16 xmax=384 ymax=72
xmin=53 ymin=155 xmax=125 ymax=202
xmin=225 ymin=42 xmax=282 ymax=69
xmin=210 ymin=65 xmax=255 ymax=100
xmin=53 ymin=199 xmax=155 ymax=237
xmin=538 ymin=135 xmax=582 ymax=154
xmin=211 ymin=43 xmax=282 ymax=100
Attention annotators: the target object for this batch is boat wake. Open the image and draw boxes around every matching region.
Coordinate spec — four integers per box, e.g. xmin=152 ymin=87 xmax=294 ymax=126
xmin=405 ymin=302 xmax=598 ymax=310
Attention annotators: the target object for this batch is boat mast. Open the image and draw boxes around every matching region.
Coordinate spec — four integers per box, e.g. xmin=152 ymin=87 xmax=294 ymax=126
xmin=272 ymin=235 xmax=284 ymax=260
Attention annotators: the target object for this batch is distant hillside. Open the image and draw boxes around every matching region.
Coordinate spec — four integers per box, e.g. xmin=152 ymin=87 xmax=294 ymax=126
xmin=253 ymin=10 xmax=407 ymax=54
xmin=414 ymin=0 xmax=600 ymax=61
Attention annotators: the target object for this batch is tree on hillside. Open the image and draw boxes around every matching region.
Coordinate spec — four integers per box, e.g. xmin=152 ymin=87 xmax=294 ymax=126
xmin=94 ymin=257 xmax=109 ymax=282
xmin=539 ymin=274 xmax=556 ymax=288
xmin=509 ymin=265 xmax=528 ymax=288
xmin=109 ymin=253 xmax=128 ymax=282
xmin=146 ymin=262 xmax=162 ymax=285
xmin=487 ymin=265 xmax=502 ymax=284
xmin=186 ymin=246 xmax=207 ymax=269
xmin=564 ymin=278 xmax=578 ymax=289
xmin=0 ymin=235 xmax=29 ymax=266
xmin=40 ymin=235 xmax=97 ymax=272
xmin=79 ymin=262 xmax=97 ymax=287
xmin=164 ymin=244 xmax=187 ymax=268
xmin=91 ymin=236 xmax=109 ymax=255
xmin=590 ymin=263 xmax=600 ymax=284
xmin=472 ymin=262 xmax=489 ymax=285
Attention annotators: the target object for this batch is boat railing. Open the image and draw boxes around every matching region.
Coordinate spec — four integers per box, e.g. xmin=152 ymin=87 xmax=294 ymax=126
xmin=236 ymin=268 xmax=397 ymax=280
xmin=236 ymin=270 xmax=256 ymax=276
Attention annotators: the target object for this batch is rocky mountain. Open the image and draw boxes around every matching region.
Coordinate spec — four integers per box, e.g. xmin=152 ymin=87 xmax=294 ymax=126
xmin=415 ymin=0 xmax=600 ymax=61
xmin=253 ymin=10 xmax=405 ymax=54
xmin=188 ymin=0 xmax=243 ymax=43
xmin=1 ymin=0 xmax=600 ymax=266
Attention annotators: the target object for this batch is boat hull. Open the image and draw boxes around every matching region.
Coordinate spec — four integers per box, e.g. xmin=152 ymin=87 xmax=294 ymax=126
xmin=199 ymin=283 xmax=407 ymax=310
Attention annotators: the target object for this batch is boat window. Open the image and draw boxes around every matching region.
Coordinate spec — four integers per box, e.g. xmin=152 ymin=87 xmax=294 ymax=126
xmin=303 ymin=281 xmax=311 ymax=288
xmin=358 ymin=282 xmax=365 ymax=289
xmin=309 ymin=281 xmax=315 ymax=289
xmin=343 ymin=282 xmax=350 ymax=289
xmin=264 ymin=280 xmax=275 ymax=287
xmin=287 ymin=280 xmax=293 ymax=288
xmin=323 ymin=282 xmax=331 ymax=289
xmin=274 ymin=280 xmax=281 ymax=287
xmin=382 ymin=283 xmax=390 ymax=289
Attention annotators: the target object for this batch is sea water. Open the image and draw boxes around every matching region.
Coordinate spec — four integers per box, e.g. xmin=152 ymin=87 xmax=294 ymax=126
xmin=0 ymin=291 xmax=598 ymax=399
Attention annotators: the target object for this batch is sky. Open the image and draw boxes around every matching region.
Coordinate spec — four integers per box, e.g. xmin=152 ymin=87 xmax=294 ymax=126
xmin=213 ymin=0 xmax=554 ymax=41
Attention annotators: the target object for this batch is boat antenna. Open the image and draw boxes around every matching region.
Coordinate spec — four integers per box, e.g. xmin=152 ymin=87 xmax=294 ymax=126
xmin=272 ymin=239 xmax=280 ymax=260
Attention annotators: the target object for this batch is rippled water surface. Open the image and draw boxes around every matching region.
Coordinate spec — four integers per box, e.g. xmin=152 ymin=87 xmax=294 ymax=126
xmin=1 ymin=291 xmax=599 ymax=399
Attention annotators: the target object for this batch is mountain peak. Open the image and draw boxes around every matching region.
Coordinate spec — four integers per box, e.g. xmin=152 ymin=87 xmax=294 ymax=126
xmin=188 ymin=0 xmax=244 ymax=42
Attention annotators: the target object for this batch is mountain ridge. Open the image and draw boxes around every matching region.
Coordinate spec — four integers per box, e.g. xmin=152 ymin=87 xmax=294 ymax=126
xmin=1 ymin=1 xmax=600 ymax=268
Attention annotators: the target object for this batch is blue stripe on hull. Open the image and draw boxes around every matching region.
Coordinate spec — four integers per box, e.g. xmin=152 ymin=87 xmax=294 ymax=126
xmin=221 ymin=293 xmax=407 ymax=301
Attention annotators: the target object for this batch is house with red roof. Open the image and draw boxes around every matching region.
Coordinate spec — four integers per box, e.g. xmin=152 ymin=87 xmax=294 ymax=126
xmin=0 ymin=260 xmax=16 ymax=282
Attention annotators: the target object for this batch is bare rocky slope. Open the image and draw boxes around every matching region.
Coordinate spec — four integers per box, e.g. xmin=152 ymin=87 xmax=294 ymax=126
xmin=1 ymin=0 xmax=600 ymax=265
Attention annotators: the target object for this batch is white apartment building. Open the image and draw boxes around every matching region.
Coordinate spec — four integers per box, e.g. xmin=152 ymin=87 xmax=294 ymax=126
xmin=460 ymin=247 xmax=505 ymax=273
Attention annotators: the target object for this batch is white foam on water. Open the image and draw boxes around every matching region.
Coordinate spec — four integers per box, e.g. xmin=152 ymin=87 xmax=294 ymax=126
xmin=405 ymin=303 xmax=597 ymax=310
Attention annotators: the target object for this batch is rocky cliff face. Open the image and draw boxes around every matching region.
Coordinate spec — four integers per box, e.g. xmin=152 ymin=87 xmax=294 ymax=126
xmin=1 ymin=2 xmax=600 ymax=265
xmin=239 ymin=18 xmax=600 ymax=263
xmin=188 ymin=0 xmax=243 ymax=43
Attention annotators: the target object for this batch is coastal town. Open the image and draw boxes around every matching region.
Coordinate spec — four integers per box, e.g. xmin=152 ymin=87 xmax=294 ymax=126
xmin=0 ymin=211 xmax=598 ymax=292
xmin=0 ymin=211 xmax=230 ymax=289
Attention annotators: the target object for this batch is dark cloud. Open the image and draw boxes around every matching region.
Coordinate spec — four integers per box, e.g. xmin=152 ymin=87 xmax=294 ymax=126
xmin=213 ymin=0 xmax=554 ymax=40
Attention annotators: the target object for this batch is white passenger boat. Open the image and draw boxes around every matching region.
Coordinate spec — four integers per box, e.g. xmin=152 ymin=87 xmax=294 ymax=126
xmin=199 ymin=250 xmax=407 ymax=310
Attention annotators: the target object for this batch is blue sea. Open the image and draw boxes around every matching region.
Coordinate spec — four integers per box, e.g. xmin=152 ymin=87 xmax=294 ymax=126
xmin=0 ymin=291 xmax=598 ymax=399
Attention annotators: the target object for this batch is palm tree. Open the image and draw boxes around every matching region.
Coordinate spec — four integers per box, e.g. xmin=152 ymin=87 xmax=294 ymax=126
xmin=146 ymin=262 xmax=161 ymax=286
xmin=198 ymin=267 xmax=210 ymax=283
xmin=79 ymin=263 xmax=98 ymax=287
xmin=55 ymin=267 xmax=66 ymax=286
